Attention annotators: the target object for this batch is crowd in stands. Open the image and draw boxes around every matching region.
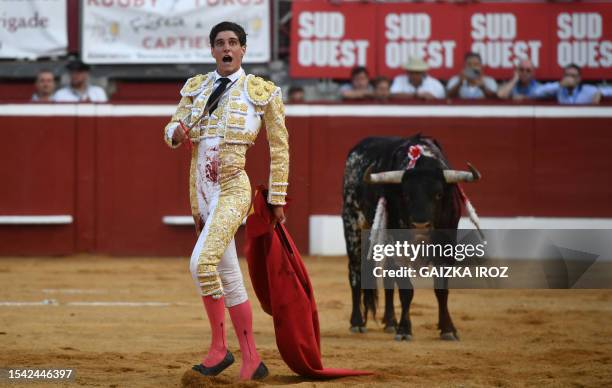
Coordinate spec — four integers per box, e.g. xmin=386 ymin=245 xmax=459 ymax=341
xmin=30 ymin=59 xmax=108 ymax=103
xmin=25 ymin=53 xmax=609 ymax=105
xmin=331 ymin=52 xmax=608 ymax=105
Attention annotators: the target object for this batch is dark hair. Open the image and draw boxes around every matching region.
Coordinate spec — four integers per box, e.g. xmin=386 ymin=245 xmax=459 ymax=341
xmin=209 ymin=21 xmax=247 ymax=47
xmin=66 ymin=59 xmax=91 ymax=71
xmin=464 ymin=52 xmax=482 ymax=63
xmin=288 ymin=86 xmax=304 ymax=95
xmin=36 ymin=68 xmax=55 ymax=77
xmin=351 ymin=66 xmax=369 ymax=79
xmin=373 ymin=76 xmax=390 ymax=87
xmin=565 ymin=63 xmax=581 ymax=75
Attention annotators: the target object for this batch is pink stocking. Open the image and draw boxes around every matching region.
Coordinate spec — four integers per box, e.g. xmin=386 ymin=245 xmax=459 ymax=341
xmin=228 ymin=300 xmax=262 ymax=379
xmin=201 ymin=295 xmax=227 ymax=367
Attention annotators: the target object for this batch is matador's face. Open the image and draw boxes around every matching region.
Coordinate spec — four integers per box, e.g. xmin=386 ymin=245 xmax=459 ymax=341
xmin=211 ymin=30 xmax=246 ymax=77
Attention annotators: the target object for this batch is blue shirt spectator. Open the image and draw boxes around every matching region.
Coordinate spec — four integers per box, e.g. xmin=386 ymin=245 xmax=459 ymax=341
xmin=498 ymin=58 xmax=540 ymax=100
xmin=513 ymin=79 xmax=540 ymax=98
xmin=598 ymin=85 xmax=612 ymax=98
xmin=533 ymin=83 xmax=600 ymax=104
xmin=533 ymin=64 xmax=601 ymax=105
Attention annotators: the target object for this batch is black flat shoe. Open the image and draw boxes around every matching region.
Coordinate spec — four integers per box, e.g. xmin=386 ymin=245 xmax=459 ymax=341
xmin=250 ymin=362 xmax=269 ymax=380
xmin=192 ymin=351 xmax=234 ymax=376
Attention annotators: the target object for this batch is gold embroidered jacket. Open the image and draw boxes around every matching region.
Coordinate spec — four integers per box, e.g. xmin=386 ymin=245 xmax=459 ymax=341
xmin=163 ymin=71 xmax=289 ymax=206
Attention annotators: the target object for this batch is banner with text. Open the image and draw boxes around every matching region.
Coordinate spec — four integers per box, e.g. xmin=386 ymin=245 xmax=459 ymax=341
xmin=290 ymin=1 xmax=376 ymax=79
xmin=290 ymin=1 xmax=611 ymax=80
xmin=82 ymin=0 xmax=270 ymax=64
xmin=0 ymin=0 xmax=67 ymax=59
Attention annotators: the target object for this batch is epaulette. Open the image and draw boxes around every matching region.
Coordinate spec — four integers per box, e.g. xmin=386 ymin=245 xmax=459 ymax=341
xmin=245 ymin=74 xmax=279 ymax=106
xmin=180 ymin=73 xmax=212 ymax=97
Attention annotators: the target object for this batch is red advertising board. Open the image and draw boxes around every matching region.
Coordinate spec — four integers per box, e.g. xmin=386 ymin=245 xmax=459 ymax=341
xmin=377 ymin=3 xmax=465 ymax=80
xmin=462 ymin=3 xmax=553 ymax=80
xmin=289 ymin=1 xmax=377 ymax=78
xmin=290 ymin=1 xmax=612 ymax=81
xmin=550 ymin=3 xmax=612 ymax=80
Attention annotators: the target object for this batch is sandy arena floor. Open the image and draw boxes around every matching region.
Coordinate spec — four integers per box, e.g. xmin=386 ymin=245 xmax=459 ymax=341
xmin=0 ymin=255 xmax=611 ymax=387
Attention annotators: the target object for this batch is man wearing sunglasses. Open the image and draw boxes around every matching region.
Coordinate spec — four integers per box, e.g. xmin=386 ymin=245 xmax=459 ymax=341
xmin=532 ymin=64 xmax=601 ymax=105
xmin=497 ymin=58 xmax=540 ymax=101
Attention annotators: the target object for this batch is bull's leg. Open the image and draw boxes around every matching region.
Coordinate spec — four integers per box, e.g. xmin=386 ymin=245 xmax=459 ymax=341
xmin=344 ymin=204 xmax=367 ymax=333
xmin=382 ymin=280 xmax=397 ymax=333
xmin=395 ymin=287 xmax=414 ymax=341
xmin=434 ymin=277 xmax=459 ymax=341
xmin=349 ymin=270 xmax=366 ymax=333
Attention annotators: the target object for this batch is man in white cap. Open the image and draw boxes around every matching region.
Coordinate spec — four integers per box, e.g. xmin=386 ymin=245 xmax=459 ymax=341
xmin=390 ymin=57 xmax=445 ymax=100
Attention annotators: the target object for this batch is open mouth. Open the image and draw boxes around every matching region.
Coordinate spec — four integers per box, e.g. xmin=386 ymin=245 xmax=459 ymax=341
xmin=222 ymin=55 xmax=232 ymax=63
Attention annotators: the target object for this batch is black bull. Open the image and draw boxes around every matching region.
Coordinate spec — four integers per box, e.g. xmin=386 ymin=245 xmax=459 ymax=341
xmin=341 ymin=135 xmax=481 ymax=341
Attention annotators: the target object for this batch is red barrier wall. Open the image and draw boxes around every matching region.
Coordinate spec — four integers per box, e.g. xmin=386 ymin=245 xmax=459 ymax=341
xmin=1 ymin=104 xmax=611 ymax=257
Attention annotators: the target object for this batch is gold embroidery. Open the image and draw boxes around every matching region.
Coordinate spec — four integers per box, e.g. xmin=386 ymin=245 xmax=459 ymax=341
xmin=180 ymin=74 xmax=211 ymax=97
xmin=168 ymin=72 xmax=288 ymax=296
xmin=227 ymin=116 xmax=245 ymax=127
xmin=163 ymin=96 xmax=192 ymax=148
xmin=225 ymin=130 xmax=255 ymax=145
xmin=245 ymin=74 xmax=277 ymax=106
xmin=196 ymin=170 xmax=251 ymax=296
xmin=264 ymin=92 xmax=290 ymax=205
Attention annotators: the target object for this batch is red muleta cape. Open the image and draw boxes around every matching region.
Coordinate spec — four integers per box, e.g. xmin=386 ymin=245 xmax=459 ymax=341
xmin=245 ymin=188 xmax=372 ymax=378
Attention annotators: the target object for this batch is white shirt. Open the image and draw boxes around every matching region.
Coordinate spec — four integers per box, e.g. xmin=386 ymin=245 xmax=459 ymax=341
xmin=31 ymin=93 xmax=55 ymax=102
xmin=53 ymin=85 xmax=108 ymax=102
xmin=446 ymin=75 xmax=498 ymax=99
xmin=390 ymin=74 xmax=446 ymax=99
xmin=211 ymin=68 xmax=243 ymax=88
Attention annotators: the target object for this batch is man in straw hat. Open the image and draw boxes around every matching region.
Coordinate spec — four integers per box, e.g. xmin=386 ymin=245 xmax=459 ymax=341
xmin=390 ymin=56 xmax=445 ymax=100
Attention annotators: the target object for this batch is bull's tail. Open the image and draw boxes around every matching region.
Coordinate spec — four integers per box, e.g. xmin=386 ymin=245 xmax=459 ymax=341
xmin=363 ymin=288 xmax=378 ymax=324
xmin=362 ymin=196 xmax=388 ymax=324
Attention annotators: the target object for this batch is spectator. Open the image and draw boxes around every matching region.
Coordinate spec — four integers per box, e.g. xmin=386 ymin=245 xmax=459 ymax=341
xmin=287 ymin=85 xmax=305 ymax=103
xmin=599 ymin=84 xmax=612 ymax=98
xmin=54 ymin=59 xmax=108 ymax=103
xmin=373 ymin=76 xmax=391 ymax=101
xmin=31 ymin=69 xmax=56 ymax=102
xmin=390 ymin=57 xmax=445 ymax=100
xmin=339 ymin=66 xmax=373 ymax=100
xmin=497 ymin=58 xmax=540 ymax=101
xmin=447 ymin=52 xmax=497 ymax=99
xmin=532 ymin=64 xmax=601 ymax=105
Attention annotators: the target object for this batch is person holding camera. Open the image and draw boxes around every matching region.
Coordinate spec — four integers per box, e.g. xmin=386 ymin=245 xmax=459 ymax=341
xmin=532 ymin=64 xmax=601 ymax=105
xmin=497 ymin=58 xmax=540 ymax=101
xmin=446 ymin=52 xmax=497 ymax=99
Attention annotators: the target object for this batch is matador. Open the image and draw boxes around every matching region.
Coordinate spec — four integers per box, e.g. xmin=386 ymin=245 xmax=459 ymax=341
xmin=163 ymin=21 xmax=289 ymax=381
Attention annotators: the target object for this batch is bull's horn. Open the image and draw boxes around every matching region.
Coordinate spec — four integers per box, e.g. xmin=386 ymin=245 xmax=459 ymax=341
xmin=443 ymin=162 xmax=482 ymax=183
xmin=366 ymin=169 xmax=404 ymax=184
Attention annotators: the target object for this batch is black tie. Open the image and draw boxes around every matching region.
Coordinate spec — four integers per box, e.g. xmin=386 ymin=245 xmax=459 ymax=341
xmin=206 ymin=77 xmax=231 ymax=114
